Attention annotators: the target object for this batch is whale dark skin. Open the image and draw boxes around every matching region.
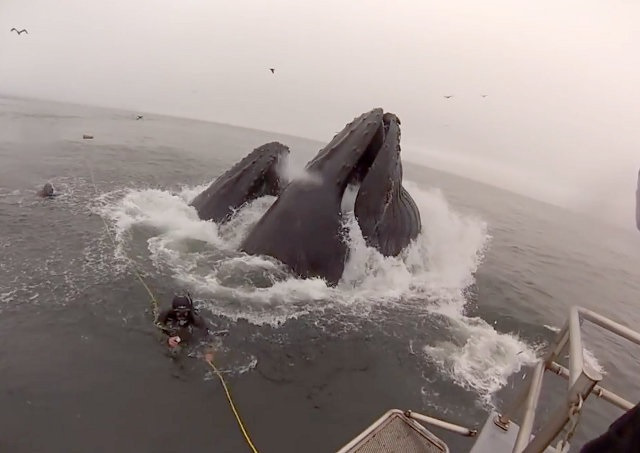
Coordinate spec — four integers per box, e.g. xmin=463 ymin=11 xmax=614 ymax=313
xmin=240 ymin=109 xmax=421 ymax=285
xmin=190 ymin=109 xmax=422 ymax=286
xmin=190 ymin=142 xmax=290 ymax=223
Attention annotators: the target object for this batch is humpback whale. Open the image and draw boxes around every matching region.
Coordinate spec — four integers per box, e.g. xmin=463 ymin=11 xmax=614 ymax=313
xmin=190 ymin=142 xmax=289 ymax=223
xmin=191 ymin=109 xmax=421 ymax=285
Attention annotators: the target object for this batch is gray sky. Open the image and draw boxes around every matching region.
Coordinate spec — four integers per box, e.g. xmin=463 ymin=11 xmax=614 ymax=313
xmin=2 ymin=0 xmax=639 ymax=227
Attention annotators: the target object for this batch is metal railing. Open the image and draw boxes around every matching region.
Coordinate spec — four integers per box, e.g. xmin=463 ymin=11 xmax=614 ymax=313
xmin=336 ymin=409 xmax=456 ymax=453
xmin=336 ymin=306 xmax=639 ymax=453
xmin=405 ymin=410 xmax=477 ymax=437
xmin=496 ymin=306 xmax=640 ymax=453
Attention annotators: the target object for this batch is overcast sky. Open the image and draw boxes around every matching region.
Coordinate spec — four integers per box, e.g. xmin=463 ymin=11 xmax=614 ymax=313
xmin=2 ymin=0 xmax=639 ymax=227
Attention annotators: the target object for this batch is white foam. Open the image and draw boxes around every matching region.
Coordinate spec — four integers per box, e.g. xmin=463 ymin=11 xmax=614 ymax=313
xmin=0 ymin=289 xmax=18 ymax=303
xmin=423 ymin=317 xmax=539 ymax=406
xmin=177 ymin=182 xmax=210 ymax=203
xmin=217 ymin=196 xmax=278 ymax=248
xmin=582 ymin=347 xmax=606 ymax=375
xmin=0 ymin=176 xmax=137 ymax=307
xmin=99 ymin=187 xmax=225 ymax=248
xmin=99 ymin=178 xmax=542 ymax=402
xmin=341 ymin=184 xmax=360 ymax=213
xmin=545 ymin=325 xmax=605 ymax=375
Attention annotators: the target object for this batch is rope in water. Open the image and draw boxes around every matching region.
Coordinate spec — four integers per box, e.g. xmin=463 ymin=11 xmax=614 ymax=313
xmin=83 ymin=151 xmax=259 ymax=452
xmin=206 ymin=359 xmax=260 ymax=453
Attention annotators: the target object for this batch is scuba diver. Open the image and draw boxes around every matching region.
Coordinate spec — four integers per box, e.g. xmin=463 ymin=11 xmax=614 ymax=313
xmin=156 ymin=293 xmax=213 ymax=348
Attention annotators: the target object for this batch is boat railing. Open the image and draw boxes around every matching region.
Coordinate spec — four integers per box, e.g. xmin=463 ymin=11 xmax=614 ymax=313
xmin=494 ymin=305 xmax=639 ymax=452
xmin=335 ymin=305 xmax=640 ymax=453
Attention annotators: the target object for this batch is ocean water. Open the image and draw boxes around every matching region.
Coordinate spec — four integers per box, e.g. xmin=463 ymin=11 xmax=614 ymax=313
xmin=1 ymin=96 xmax=640 ymax=452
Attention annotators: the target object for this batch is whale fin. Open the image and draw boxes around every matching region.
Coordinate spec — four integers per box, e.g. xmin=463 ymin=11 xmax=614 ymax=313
xmin=355 ymin=113 xmax=421 ymax=255
xmin=190 ymin=142 xmax=289 ymax=223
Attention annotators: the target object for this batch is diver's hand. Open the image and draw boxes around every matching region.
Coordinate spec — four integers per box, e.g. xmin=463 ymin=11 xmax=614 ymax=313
xmin=168 ymin=336 xmax=181 ymax=348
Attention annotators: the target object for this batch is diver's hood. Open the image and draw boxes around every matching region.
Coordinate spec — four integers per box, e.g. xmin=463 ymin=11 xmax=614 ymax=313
xmin=172 ymin=295 xmax=193 ymax=310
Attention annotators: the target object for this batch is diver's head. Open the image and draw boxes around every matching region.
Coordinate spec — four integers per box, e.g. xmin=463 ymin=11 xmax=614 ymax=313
xmin=172 ymin=294 xmax=193 ymax=319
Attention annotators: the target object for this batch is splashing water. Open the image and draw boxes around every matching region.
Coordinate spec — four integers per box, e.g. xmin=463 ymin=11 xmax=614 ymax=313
xmin=423 ymin=317 xmax=539 ymax=405
xmin=276 ymin=153 xmax=324 ymax=187
xmin=98 ymin=179 xmax=540 ymax=401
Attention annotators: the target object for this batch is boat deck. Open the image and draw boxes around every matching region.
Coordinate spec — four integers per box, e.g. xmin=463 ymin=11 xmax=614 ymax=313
xmin=336 ymin=306 xmax=640 ymax=453
xmin=337 ymin=410 xmax=449 ymax=453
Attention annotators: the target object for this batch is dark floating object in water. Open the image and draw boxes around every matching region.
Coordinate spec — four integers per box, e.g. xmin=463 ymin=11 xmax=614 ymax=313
xmin=10 ymin=28 xmax=28 ymax=35
xmin=38 ymin=182 xmax=56 ymax=198
xmin=82 ymin=134 xmax=94 ymax=140
xmin=269 ymin=68 xmax=275 ymax=74
xmin=136 ymin=115 xmax=143 ymax=120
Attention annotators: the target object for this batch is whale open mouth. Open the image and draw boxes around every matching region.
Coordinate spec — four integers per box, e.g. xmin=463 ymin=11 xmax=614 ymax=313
xmin=191 ymin=109 xmax=421 ymax=285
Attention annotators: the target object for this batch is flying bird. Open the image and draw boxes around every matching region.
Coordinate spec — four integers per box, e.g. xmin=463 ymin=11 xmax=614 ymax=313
xmin=481 ymin=94 xmax=488 ymax=98
xmin=443 ymin=95 xmax=453 ymax=99
xmin=10 ymin=28 xmax=28 ymax=35
xmin=136 ymin=115 xmax=143 ymax=120
xmin=269 ymin=68 xmax=275 ymax=74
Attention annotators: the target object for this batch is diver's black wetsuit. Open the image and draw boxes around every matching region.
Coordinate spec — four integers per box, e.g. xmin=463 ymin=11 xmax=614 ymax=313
xmin=156 ymin=295 xmax=211 ymax=344
xmin=156 ymin=309 xmax=208 ymax=334
xmin=580 ymin=402 xmax=640 ymax=452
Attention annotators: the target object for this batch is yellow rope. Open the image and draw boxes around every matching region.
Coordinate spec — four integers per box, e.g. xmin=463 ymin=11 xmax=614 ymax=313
xmin=83 ymin=150 xmax=259 ymax=452
xmin=206 ymin=359 xmax=259 ymax=453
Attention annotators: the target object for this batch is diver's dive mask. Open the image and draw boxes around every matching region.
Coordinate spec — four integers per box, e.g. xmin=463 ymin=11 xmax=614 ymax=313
xmin=175 ymin=307 xmax=191 ymax=319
